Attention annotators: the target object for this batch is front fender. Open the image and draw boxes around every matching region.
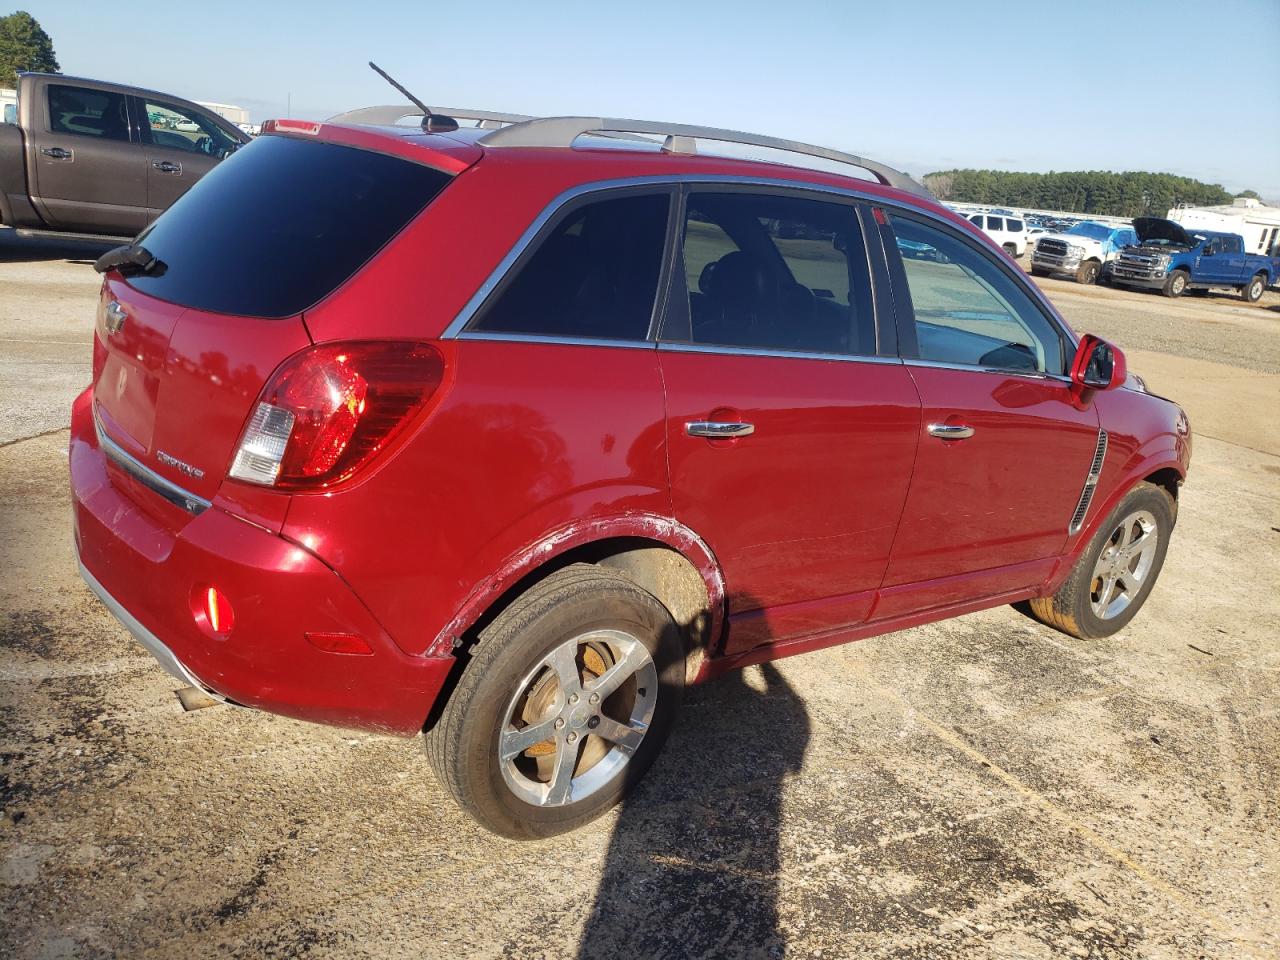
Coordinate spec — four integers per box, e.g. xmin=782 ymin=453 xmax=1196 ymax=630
xmin=1043 ymin=435 xmax=1187 ymax=595
xmin=426 ymin=505 xmax=726 ymax=657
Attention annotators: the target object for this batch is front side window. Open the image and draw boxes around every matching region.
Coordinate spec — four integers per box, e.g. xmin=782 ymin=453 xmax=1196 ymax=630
xmin=888 ymin=213 xmax=1064 ymax=375
xmin=142 ymin=100 xmax=238 ymax=159
xmin=47 ymin=84 xmax=130 ymax=141
xmin=675 ymin=191 xmax=874 ymax=356
xmin=471 ymin=193 xmax=669 ymax=341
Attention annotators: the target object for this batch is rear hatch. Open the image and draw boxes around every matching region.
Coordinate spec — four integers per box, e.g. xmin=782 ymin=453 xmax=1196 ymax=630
xmin=92 ymin=131 xmax=463 ymax=509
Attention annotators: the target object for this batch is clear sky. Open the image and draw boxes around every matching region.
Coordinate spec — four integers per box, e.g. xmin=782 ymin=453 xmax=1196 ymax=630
xmin=20 ymin=0 xmax=1280 ymax=198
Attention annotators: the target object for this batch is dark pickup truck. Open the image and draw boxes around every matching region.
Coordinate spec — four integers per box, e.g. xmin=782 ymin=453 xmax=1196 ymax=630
xmin=1 ymin=72 xmax=248 ymax=240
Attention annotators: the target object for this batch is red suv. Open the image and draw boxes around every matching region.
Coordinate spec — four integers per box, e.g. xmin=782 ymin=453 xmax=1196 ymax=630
xmin=71 ymin=111 xmax=1191 ymax=837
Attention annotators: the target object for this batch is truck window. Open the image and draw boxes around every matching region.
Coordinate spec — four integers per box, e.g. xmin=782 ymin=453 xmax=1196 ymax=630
xmin=1006 ymin=219 xmax=1024 ymax=232
xmin=986 ymin=217 xmax=1004 ymax=231
xmin=141 ymin=100 xmax=238 ymax=159
xmin=1220 ymin=236 xmax=1242 ymax=254
xmin=47 ymin=84 xmax=131 ymax=142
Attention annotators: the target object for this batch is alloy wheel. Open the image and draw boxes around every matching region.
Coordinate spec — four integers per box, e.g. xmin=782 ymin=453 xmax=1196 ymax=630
xmin=1089 ymin=509 xmax=1160 ymax=620
xmin=498 ymin=629 xmax=658 ymax=807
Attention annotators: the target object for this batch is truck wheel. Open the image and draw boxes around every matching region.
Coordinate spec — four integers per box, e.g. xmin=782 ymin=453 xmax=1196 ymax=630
xmin=1075 ymin=260 xmax=1101 ymax=285
xmin=1162 ymin=270 xmax=1188 ymax=298
xmin=1241 ymin=273 xmax=1266 ymax=303
xmin=1003 ymin=242 xmax=1020 ymax=259
xmin=425 ymin=564 xmax=685 ymax=838
xmin=1028 ymin=482 xmax=1174 ymax=640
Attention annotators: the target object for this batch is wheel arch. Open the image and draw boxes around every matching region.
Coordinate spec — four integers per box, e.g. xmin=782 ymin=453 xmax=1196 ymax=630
xmin=427 ymin=516 xmax=726 ymax=672
xmin=1045 ymin=455 xmax=1185 ymax=596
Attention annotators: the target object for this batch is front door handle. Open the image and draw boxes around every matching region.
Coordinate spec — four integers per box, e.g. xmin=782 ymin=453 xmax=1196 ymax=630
xmin=927 ymin=423 xmax=975 ymax=440
xmin=152 ymin=160 xmax=182 ymax=174
xmin=686 ymin=420 xmax=755 ymax=439
xmin=41 ymin=146 xmax=72 ymax=160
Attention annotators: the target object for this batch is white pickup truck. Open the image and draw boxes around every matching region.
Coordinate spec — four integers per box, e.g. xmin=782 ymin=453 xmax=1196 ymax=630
xmin=1030 ymin=221 xmax=1137 ymax=285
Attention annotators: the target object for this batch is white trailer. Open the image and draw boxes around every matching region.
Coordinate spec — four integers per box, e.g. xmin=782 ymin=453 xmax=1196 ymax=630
xmin=1168 ymin=198 xmax=1280 ymax=258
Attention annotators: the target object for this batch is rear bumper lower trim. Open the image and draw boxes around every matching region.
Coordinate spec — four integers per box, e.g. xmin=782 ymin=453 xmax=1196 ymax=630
xmin=94 ymin=409 xmax=211 ymax=516
xmin=78 ymin=557 xmax=227 ymax=701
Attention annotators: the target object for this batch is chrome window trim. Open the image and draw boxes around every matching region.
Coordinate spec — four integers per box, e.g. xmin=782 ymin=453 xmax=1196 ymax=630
xmin=658 ymin=342 xmax=903 ymax=366
xmin=439 ymin=173 xmax=1078 ymax=350
xmin=903 ymin=358 xmax=1073 ymax=383
xmin=94 ymin=408 xmax=211 ymax=515
xmin=456 ymin=331 xmax=655 ymax=351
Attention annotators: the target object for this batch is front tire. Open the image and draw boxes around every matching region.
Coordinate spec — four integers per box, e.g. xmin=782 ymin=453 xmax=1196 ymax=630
xmin=425 ymin=564 xmax=685 ymax=838
xmin=1029 ymin=482 xmax=1174 ymax=640
xmin=1162 ymin=269 xmax=1188 ymax=298
xmin=1075 ymin=260 xmax=1101 ymax=285
xmin=1241 ymin=272 xmax=1266 ymax=302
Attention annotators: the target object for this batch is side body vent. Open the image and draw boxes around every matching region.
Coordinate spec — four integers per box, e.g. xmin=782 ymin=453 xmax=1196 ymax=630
xmin=1069 ymin=429 xmax=1109 ymax=534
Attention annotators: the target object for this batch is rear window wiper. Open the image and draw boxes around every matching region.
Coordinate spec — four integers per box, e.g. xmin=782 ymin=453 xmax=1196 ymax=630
xmin=94 ymin=243 xmax=166 ymax=277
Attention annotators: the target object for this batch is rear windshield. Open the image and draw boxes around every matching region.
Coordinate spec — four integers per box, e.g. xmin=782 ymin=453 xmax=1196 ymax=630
xmin=127 ymin=135 xmax=452 ymax=317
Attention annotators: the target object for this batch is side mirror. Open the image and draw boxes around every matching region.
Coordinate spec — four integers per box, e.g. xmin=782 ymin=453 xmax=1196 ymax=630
xmin=1070 ymin=334 xmax=1126 ymax=392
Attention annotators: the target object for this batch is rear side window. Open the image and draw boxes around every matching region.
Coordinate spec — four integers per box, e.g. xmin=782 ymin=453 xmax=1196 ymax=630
xmin=127 ymin=136 xmax=452 ymax=318
xmin=1007 ymin=219 xmax=1024 ymax=231
xmin=986 ymin=216 xmax=1004 ymax=231
xmin=47 ymin=84 xmax=130 ymax=141
xmin=888 ymin=213 xmax=1065 ymax=375
xmin=675 ymin=192 xmax=874 ymax=356
xmin=470 ymin=193 xmax=670 ymax=341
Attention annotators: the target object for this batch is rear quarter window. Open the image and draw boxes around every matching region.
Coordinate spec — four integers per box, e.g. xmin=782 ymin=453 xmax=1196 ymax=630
xmin=126 ymin=135 xmax=452 ymax=318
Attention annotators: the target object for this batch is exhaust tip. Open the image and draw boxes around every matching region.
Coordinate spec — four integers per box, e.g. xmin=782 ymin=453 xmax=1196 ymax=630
xmin=175 ymin=686 xmax=222 ymax=712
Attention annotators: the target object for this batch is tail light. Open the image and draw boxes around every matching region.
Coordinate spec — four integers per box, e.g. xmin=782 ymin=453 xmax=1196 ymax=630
xmin=229 ymin=341 xmax=443 ymax=489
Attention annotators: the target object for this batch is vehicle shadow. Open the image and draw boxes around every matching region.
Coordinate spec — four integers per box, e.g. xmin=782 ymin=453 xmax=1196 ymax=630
xmin=578 ymin=605 xmax=810 ymax=960
xmin=0 ymin=230 xmax=115 ymax=264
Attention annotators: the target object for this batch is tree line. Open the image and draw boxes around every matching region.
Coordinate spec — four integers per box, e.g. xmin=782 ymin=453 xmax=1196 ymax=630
xmin=922 ymin=169 xmax=1237 ymax=218
xmin=1 ymin=10 xmax=59 ymax=88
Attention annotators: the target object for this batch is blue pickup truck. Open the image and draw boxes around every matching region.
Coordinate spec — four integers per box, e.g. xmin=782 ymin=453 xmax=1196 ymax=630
xmin=1111 ymin=218 xmax=1276 ymax=301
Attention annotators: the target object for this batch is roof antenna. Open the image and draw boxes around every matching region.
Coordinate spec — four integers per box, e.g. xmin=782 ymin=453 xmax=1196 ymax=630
xmin=368 ymin=61 xmax=458 ymax=133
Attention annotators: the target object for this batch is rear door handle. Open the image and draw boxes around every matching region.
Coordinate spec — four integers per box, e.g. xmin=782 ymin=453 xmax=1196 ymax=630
xmin=41 ymin=146 xmax=72 ymax=160
xmin=686 ymin=421 xmax=755 ymax=439
xmin=153 ymin=160 xmax=182 ymax=174
xmin=927 ymin=423 xmax=975 ymax=440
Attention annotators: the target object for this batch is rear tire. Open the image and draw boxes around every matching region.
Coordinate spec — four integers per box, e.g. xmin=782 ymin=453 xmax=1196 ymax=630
xmin=1075 ymin=260 xmax=1101 ymax=285
xmin=1241 ymin=272 xmax=1266 ymax=302
xmin=1003 ymin=242 xmax=1020 ymax=259
xmin=1162 ymin=269 xmax=1188 ymax=298
xmin=425 ymin=564 xmax=685 ymax=838
xmin=1029 ymin=482 xmax=1174 ymax=640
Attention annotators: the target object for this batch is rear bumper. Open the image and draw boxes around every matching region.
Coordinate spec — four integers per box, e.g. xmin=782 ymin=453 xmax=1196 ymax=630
xmin=70 ymin=388 xmax=452 ymax=736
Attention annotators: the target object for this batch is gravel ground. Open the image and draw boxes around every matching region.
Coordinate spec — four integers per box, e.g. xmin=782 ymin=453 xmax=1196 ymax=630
xmin=1023 ymin=266 xmax=1280 ymax=375
xmin=2 ymin=232 xmax=1278 ymax=959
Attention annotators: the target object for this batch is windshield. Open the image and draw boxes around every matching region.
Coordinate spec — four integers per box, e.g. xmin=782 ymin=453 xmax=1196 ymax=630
xmin=1066 ymin=222 xmax=1112 ymax=241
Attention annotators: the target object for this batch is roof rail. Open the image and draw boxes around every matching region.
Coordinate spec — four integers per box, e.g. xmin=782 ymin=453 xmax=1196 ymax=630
xmin=326 ymin=106 xmax=931 ymax=198
xmin=327 ymin=104 xmax=534 ymax=129
xmin=479 ymin=117 xmax=931 ymax=198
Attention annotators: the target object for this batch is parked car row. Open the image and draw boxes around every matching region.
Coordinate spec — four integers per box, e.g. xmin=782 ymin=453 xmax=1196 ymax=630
xmin=951 ymin=203 xmax=1276 ymax=299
